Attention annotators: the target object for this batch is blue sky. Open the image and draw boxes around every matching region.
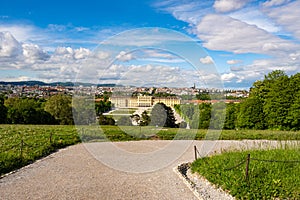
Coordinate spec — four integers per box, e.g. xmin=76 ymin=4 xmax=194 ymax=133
xmin=0 ymin=0 xmax=300 ymax=89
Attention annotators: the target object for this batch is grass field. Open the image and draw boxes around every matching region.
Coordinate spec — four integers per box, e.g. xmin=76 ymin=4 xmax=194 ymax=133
xmin=191 ymin=146 xmax=300 ymax=199
xmin=1 ymin=124 xmax=300 ymax=176
xmin=0 ymin=125 xmax=80 ymax=176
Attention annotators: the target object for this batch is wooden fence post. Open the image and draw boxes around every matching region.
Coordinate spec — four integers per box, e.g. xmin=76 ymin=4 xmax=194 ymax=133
xmin=49 ymin=132 xmax=53 ymax=144
xmin=194 ymin=145 xmax=198 ymax=160
xmin=245 ymin=154 xmax=250 ymax=181
xmin=20 ymin=138 xmax=24 ymax=163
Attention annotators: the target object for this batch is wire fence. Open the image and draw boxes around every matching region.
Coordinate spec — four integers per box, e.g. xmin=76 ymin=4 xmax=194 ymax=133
xmin=1 ymin=132 xmax=78 ymax=165
xmin=193 ymin=145 xmax=300 ymax=181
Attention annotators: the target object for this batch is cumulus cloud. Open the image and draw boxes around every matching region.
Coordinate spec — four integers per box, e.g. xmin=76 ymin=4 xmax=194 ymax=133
xmin=196 ymin=14 xmax=297 ymax=54
xmin=116 ymin=51 xmax=135 ymax=62
xmin=221 ymin=72 xmax=237 ymax=82
xmin=22 ymin=43 xmax=49 ymax=63
xmin=227 ymin=59 xmax=242 ymax=65
xmin=265 ymin=1 xmax=300 ymax=40
xmin=213 ymin=0 xmax=251 ymax=13
xmin=263 ymin=0 xmax=291 ymax=7
xmin=200 ymin=56 xmax=214 ymax=64
xmin=0 ymin=32 xmax=22 ymax=58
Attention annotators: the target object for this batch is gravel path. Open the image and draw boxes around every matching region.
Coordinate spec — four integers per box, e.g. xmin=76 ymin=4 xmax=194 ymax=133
xmin=0 ymin=140 xmax=291 ymax=200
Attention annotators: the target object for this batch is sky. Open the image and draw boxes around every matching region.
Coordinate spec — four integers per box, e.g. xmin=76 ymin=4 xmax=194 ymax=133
xmin=0 ymin=0 xmax=300 ymax=89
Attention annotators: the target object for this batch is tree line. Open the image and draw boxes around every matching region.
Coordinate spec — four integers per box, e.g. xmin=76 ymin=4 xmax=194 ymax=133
xmin=0 ymin=95 xmax=112 ymax=125
xmin=175 ymin=70 xmax=300 ymax=130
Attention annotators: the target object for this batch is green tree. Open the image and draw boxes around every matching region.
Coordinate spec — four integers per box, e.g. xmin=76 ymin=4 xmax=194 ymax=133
xmin=224 ymin=103 xmax=237 ymax=130
xmin=95 ymin=99 xmax=112 ymax=116
xmin=287 ymin=90 xmax=300 ymax=130
xmin=150 ymin=103 xmax=176 ymax=127
xmin=72 ymin=97 xmax=96 ymax=125
xmin=237 ymin=97 xmax=265 ymax=129
xmin=0 ymin=96 xmax=7 ymax=124
xmin=44 ymin=95 xmax=74 ymax=125
xmin=140 ymin=110 xmax=151 ymax=126
xmin=5 ymin=97 xmax=56 ymax=124
xmin=98 ymin=114 xmax=115 ymax=125
xmin=263 ymin=71 xmax=291 ymax=129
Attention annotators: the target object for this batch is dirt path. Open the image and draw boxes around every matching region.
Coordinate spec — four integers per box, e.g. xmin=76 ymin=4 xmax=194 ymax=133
xmin=0 ymin=140 xmax=288 ymax=200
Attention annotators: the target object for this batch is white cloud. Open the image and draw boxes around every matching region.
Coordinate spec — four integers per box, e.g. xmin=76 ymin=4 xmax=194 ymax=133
xmin=263 ymin=0 xmax=291 ymax=7
xmin=213 ymin=0 xmax=251 ymax=13
xmin=116 ymin=51 xmax=135 ymax=62
xmin=200 ymin=56 xmax=214 ymax=64
xmin=196 ymin=14 xmax=297 ymax=54
xmin=153 ymin=0 xmax=214 ymax=26
xmin=227 ymin=60 xmax=242 ymax=65
xmin=0 ymin=32 xmax=21 ymax=58
xmin=265 ymin=1 xmax=300 ymax=40
xmin=221 ymin=72 xmax=237 ymax=82
xmin=22 ymin=43 xmax=49 ymax=63
xmin=229 ymin=9 xmax=281 ymax=33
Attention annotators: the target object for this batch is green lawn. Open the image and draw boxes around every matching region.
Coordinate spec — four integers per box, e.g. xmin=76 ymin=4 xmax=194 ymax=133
xmin=0 ymin=125 xmax=80 ymax=176
xmin=191 ymin=147 xmax=300 ymax=199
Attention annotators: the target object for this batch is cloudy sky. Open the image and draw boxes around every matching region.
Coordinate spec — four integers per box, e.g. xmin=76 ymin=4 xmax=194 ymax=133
xmin=0 ymin=0 xmax=299 ymax=89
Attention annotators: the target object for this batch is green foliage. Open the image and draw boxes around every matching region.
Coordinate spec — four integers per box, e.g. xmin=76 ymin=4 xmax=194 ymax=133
xmin=0 ymin=125 xmax=80 ymax=175
xmin=98 ymin=115 xmax=115 ymax=125
xmin=237 ymin=97 xmax=265 ymax=129
xmin=223 ymin=103 xmax=238 ymax=130
xmin=72 ymin=96 xmax=96 ymax=125
xmin=191 ymin=147 xmax=300 ymax=199
xmin=196 ymin=92 xmax=211 ymax=100
xmin=249 ymin=70 xmax=300 ymax=130
xmin=5 ymin=98 xmax=56 ymax=124
xmin=95 ymin=99 xmax=112 ymax=116
xmin=0 ymin=96 xmax=7 ymax=124
xmin=44 ymin=95 xmax=74 ymax=125
xmin=140 ymin=110 xmax=151 ymax=126
xmin=150 ymin=103 xmax=176 ymax=128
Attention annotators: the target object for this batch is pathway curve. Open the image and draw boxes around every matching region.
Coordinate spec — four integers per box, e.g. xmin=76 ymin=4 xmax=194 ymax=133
xmin=0 ymin=140 xmax=289 ymax=200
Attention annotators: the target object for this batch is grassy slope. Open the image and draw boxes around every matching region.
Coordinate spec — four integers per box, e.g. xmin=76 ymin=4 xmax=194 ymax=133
xmin=191 ymin=147 xmax=300 ymax=199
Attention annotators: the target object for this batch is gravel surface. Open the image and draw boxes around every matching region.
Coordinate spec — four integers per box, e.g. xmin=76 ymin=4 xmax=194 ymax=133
xmin=0 ymin=140 xmax=291 ymax=200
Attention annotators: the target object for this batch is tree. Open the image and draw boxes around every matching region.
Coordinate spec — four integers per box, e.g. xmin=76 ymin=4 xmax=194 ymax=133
xmin=44 ymin=95 xmax=74 ymax=125
xmin=287 ymin=90 xmax=300 ymax=130
xmin=72 ymin=97 xmax=96 ymax=125
xmin=150 ymin=103 xmax=176 ymax=127
xmin=140 ymin=110 xmax=151 ymax=126
xmin=5 ymin=97 xmax=56 ymax=124
xmin=237 ymin=97 xmax=265 ymax=129
xmin=0 ymin=96 xmax=7 ymax=124
xmin=263 ymin=71 xmax=291 ymax=129
xmin=98 ymin=114 xmax=115 ymax=125
xmin=190 ymin=103 xmax=211 ymax=129
xmin=210 ymin=102 xmax=226 ymax=129
xmin=95 ymin=99 xmax=112 ymax=116
xmin=224 ymin=103 xmax=238 ymax=130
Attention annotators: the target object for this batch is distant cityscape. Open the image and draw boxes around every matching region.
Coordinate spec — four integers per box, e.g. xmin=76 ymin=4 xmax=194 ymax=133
xmin=0 ymin=81 xmax=249 ymax=106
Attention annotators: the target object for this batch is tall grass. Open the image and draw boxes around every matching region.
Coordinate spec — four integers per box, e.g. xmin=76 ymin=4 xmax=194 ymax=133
xmin=191 ymin=144 xmax=300 ymax=199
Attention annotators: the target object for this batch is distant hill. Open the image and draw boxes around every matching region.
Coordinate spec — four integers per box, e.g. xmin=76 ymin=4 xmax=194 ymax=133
xmin=0 ymin=81 xmax=118 ymax=87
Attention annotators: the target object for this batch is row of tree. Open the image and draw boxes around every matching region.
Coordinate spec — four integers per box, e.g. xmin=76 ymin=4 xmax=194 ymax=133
xmin=0 ymin=95 xmax=112 ymax=125
xmin=175 ymin=70 xmax=300 ymax=130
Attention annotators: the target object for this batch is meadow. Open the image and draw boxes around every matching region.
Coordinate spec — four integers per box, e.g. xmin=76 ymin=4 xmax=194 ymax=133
xmin=191 ymin=146 xmax=300 ymax=199
xmin=0 ymin=125 xmax=80 ymax=176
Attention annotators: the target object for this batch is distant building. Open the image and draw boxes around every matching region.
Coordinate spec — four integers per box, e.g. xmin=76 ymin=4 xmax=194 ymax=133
xmin=109 ymin=96 xmax=180 ymax=108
